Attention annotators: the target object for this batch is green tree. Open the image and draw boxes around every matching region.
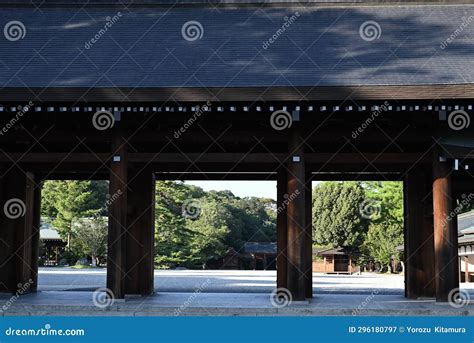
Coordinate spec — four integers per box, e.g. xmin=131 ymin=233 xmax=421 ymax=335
xmin=41 ymin=180 xmax=107 ymax=246
xmin=154 ymin=181 xmax=195 ymax=268
xmin=187 ymin=199 xmax=230 ymax=266
xmin=154 ymin=182 xmax=276 ymax=268
xmin=72 ymin=217 xmax=108 ymax=266
xmin=312 ymin=181 xmax=367 ymax=248
xmin=361 ymin=181 xmax=404 ymax=271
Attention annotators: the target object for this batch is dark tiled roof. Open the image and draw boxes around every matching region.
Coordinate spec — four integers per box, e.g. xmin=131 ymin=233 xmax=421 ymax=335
xmin=244 ymin=242 xmax=276 ymax=254
xmin=0 ymin=1 xmax=461 ymax=5
xmin=1 ymin=4 xmax=473 ymax=89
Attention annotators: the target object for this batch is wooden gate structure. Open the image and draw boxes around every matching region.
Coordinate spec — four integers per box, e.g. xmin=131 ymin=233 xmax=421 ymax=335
xmin=0 ymin=0 xmax=473 ymax=302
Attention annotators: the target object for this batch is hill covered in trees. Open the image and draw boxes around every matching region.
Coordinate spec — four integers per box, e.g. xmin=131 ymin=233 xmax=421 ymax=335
xmin=41 ymin=180 xmax=416 ymax=270
xmin=153 ymin=181 xmax=275 ymax=268
xmin=41 ymin=180 xmax=275 ymax=269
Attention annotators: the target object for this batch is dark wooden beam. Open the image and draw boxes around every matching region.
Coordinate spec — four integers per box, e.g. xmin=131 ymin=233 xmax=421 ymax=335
xmin=286 ymin=125 xmax=307 ymax=301
xmin=28 ymin=182 xmax=42 ymax=292
xmin=305 ymin=170 xmax=313 ymax=298
xmin=432 ymin=156 xmax=459 ymax=302
xmin=0 ymin=168 xmax=38 ymax=293
xmin=36 ymin=173 xmax=109 ymax=181
xmin=0 ymin=152 xmax=432 ymax=165
xmin=130 ymin=153 xmax=432 ymax=165
xmin=276 ymin=168 xmax=288 ymax=290
xmin=404 ymin=167 xmax=435 ymax=299
xmin=0 ymin=169 xmax=14 ymax=293
xmin=0 ymin=152 xmax=110 ymax=164
xmin=125 ymin=168 xmax=155 ymax=296
xmin=106 ymin=136 xmax=128 ymax=299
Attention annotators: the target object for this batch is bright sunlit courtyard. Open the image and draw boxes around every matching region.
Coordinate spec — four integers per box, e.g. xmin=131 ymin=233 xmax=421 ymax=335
xmin=37 ymin=268 xmax=467 ymax=294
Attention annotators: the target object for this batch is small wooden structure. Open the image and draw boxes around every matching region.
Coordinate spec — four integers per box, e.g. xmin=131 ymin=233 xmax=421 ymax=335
xmin=313 ymin=247 xmax=358 ymax=274
xmin=205 ymin=248 xmax=241 ymax=270
xmin=242 ymin=242 xmax=277 ymax=270
xmin=39 ymin=223 xmax=66 ymax=266
xmin=458 ymin=210 xmax=474 ymax=283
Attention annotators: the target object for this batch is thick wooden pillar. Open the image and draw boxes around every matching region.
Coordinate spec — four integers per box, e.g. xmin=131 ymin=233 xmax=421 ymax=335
xmin=276 ymin=168 xmax=288 ymax=289
xmin=0 ymin=168 xmax=39 ymax=294
xmin=29 ymin=183 xmax=42 ymax=292
xmin=432 ymin=156 xmax=459 ymax=302
xmin=286 ymin=126 xmax=307 ymax=301
xmin=404 ymin=167 xmax=435 ymax=298
xmin=107 ymin=137 xmax=128 ymax=299
xmin=304 ymin=170 xmax=313 ymax=298
xmin=125 ymin=168 xmax=155 ymax=296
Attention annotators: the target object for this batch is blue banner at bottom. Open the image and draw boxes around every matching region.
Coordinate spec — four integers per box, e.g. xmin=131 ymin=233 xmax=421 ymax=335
xmin=0 ymin=316 xmax=473 ymax=343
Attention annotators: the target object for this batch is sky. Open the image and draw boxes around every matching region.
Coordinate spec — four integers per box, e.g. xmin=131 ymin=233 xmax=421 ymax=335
xmin=185 ymin=181 xmax=277 ymax=200
xmin=185 ymin=180 xmax=319 ymax=200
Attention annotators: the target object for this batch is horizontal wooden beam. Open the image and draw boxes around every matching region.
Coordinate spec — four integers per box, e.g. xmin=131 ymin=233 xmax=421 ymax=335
xmin=131 ymin=153 xmax=432 ymax=164
xmin=0 ymin=152 xmax=110 ymax=164
xmin=0 ymin=152 xmax=432 ymax=166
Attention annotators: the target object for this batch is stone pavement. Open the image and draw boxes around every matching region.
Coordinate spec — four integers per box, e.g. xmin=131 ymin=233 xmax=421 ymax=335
xmin=1 ymin=291 xmax=473 ymax=317
xmin=2 ymin=270 xmax=472 ymax=316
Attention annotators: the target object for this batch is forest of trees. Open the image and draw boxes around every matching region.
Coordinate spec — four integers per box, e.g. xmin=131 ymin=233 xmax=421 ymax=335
xmin=40 ymin=180 xmax=416 ymax=271
xmin=312 ymin=181 xmax=404 ymax=271
xmin=41 ymin=180 xmax=275 ymax=269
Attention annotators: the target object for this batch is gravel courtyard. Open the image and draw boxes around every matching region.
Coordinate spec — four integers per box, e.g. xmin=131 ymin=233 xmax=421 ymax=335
xmin=38 ymin=268 xmax=406 ymax=294
xmin=38 ymin=268 xmax=474 ymax=295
